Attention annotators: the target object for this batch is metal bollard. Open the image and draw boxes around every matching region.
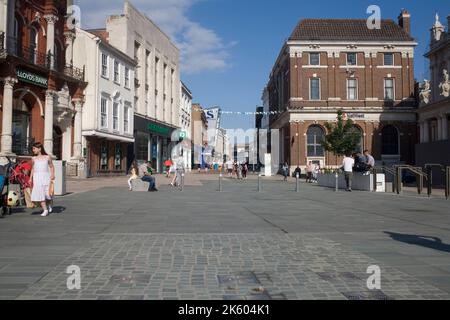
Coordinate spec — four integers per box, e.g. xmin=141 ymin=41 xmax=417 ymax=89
xmin=296 ymin=173 xmax=300 ymax=193
xmin=446 ymin=167 xmax=450 ymax=200
xmin=219 ymin=174 xmax=223 ymax=192
xmin=427 ymin=166 xmax=433 ymax=198
xmin=258 ymin=174 xmax=262 ymax=192
xmin=335 ymin=171 xmax=339 ymax=192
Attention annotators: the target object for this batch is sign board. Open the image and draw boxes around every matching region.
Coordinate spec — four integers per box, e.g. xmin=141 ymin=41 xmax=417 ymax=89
xmin=204 ymin=107 xmax=221 ymax=149
xmin=148 ymin=123 xmax=170 ymax=136
xmin=16 ymin=69 xmax=48 ymax=88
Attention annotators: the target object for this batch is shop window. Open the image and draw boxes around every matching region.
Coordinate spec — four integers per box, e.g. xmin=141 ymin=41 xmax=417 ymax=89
xmin=12 ymin=103 xmax=32 ymax=155
xmin=100 ymin=142 xmax=108 ymax=170
xmin=115 ymin=143 xmax=122 ymax=170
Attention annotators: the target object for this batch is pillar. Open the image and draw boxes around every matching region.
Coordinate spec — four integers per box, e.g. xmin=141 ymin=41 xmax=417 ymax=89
xmin=442 ymin=115 xmax=449 ymax=141
xmin=0 ymin=77 xmax=17 ymax=155
xmin=423 ymin=120 xmax=430 ymax=143
xmin=44 ymin=14 xmax=58 ymax=69
xmin=44 ymin=90 xmax=55 ymax=156
xmin=72 ymin=99 xmax=83 ymax=159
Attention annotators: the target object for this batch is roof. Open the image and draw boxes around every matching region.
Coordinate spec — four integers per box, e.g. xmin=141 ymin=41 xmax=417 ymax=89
xmin=86 ymin=29 xmax=109 ymax=43
xmin=289 ymin=19 xmax=415 ymax=42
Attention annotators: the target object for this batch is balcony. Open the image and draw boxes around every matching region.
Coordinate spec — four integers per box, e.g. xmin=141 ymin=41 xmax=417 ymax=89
xmin=0 ymin=33 xmax=84 ymax=82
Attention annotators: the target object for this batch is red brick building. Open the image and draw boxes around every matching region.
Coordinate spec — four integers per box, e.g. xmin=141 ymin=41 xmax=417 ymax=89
xmin=266 ymin=10 xmax=418 ymax=171
xmin=0 ymin=0 xmax=85 ymax=166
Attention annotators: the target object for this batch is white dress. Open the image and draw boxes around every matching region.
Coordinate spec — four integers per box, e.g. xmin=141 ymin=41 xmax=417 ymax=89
xmin=31 ymin=156 xmax=51 ymax=202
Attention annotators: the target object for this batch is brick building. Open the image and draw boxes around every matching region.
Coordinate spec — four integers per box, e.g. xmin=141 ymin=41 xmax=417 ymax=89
xmin=0 ymin=0 xmax=85 ymax=167
xmin=266 ymin=10 xmax=418 ymax=171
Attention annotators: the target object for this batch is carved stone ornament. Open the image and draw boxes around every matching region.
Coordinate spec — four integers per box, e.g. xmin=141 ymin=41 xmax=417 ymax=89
xmin=439 ymin=69 xmax=450 ymax=98
xmin=419 ymin=80 xmax=431 ymax=104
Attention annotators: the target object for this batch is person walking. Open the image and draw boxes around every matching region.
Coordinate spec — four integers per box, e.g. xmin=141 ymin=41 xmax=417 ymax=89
xmin=242 ymin=162 xmax=248 ymax=180
xmin=226 ymin=159 xmax=233 ymax=177
xmin=282 ymin=162 xmax=289 ymax=181
xmin=306 ymin=161 xmax=314 ymax=183
xmin=127 ymin=161 xmax=139 ymax=191
xmin=342 ymin=154 xmax=355 ymax=192
xmin=30 ymin=142 xmax=55 ymax=217
xmin=139 ymin=161 xmax=158 ymax=192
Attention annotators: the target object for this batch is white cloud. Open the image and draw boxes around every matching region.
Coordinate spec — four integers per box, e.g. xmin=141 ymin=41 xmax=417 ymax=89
xmin=75 ymin=0 xmax=233 ymax=74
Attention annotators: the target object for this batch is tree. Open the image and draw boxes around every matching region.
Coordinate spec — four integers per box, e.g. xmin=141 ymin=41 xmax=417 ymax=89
xmin=321 ymin=110 xmax=362 ymax=157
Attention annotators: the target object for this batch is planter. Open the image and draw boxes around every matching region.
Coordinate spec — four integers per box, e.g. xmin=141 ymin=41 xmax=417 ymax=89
xmin=317 ymin=173 xmax=386 ymax=192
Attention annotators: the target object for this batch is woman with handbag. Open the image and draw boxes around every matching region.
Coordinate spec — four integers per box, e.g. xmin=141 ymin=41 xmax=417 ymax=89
xmin=30 ymin=142 xmax=55 ymax=217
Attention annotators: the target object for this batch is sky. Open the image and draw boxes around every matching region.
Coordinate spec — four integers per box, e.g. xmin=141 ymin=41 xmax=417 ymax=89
xmin=75 ymin=0 xmax=449 ymax=130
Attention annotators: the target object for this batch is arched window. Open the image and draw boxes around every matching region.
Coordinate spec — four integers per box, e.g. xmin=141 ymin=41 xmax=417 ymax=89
xmin=29 ymin=26 xmax=38 ymax=64
xmin=351 ymin=125 xmax=364 ymax=153
xmin=381 ymin=125 xmax=399 ymax=155
xmin=307 ymin=125 xmax=325 ymax=157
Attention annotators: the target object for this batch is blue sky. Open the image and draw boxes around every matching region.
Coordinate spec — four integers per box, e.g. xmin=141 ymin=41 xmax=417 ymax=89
xmin=77 ymin=0 xmax=449 ymax=129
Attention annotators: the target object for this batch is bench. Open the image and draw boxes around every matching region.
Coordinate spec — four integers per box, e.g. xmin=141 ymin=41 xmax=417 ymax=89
xmin=131 ymin=179 xmax=150 ymax=192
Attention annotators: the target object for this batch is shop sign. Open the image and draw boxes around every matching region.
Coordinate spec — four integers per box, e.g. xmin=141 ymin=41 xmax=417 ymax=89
xmin=16 ymin=69 xmax=48 ymax=88
xmin=148 ymin=123 xmax=170 ymax=136
xmin=179 ymin=131 xmax=187 ymax=139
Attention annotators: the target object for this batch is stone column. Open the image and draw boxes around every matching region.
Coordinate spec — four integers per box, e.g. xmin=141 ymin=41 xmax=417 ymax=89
xmin=423 ymin=120 xmax=430 ymax=143
xmin=64 ymin=32 xmax=75 ymax=66
xmin=72 ymin=99 xmax=83 ymax=159
xmin=0 ymin=77 xmax=17 ymax=155
xmin=44 ymin=90 xmax=55 ymax=156
xmin=44 ymin=14 xmax=58 ymax=69
xmin=441 ymin=115 xmax=449 ymax=141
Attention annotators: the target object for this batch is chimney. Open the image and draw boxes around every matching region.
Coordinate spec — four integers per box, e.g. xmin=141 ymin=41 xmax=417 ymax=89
xmin=398 ymin=9 xmax=411 ymax=35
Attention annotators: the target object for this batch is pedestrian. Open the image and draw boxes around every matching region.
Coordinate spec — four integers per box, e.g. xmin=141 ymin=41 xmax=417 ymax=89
xmin=282 ymin=162 xmax=289 ymax=181
xmin=127 ymin=161 xmax=139 ymax=191
xmin=139 ymin=160 xmax=158 ymax=192
xmin=306 ymin=161 xmax=314 ymax=183
xmin=364 ymin=150 xmax=375 ymax=172
xmin=294 ymin=166 xmax=302 ymax=179
xmin=312 ymin=163 xmax=320 ymax=183
xmin=226 ymin=159 xmax=233 ymax=177
xmin=171 ymin=157 xmax=185 ymax=187
xmin=242 ymin=162 xmax=248 ymax=179
xmin=342 ymin=153 xmax=355 ymax=192
xmin=164 ymin=159 xmax=173 ymax=178
xmin=30 ymin=142 xmax=55 ymax=217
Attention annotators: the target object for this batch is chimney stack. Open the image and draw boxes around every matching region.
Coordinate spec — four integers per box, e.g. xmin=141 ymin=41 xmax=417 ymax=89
xmin=398 ymin=9 xmax=411 ymax=35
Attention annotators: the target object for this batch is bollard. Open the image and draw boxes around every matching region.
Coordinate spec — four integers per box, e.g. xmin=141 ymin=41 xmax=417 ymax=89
xmin=219 ymin=174 xmax=223 ymax=192
xmin=296 ymin=173 xmax=300 ymax=193
xmin=258 ymin=174 xmax=262 ymax=192
xmin=427 ymin=166 xmax=433 ymax=198
xmin=335 ymin=171 xmax=339 ymax=192
xmin=396 ymin=167 xmax=402 ymax=195
xmin=373 ymin=167 xmax=377 ymax=192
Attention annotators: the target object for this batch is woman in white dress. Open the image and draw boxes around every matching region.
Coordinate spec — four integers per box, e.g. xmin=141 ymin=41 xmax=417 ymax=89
xmin=30 ymin=142 xmax=55 ymax=217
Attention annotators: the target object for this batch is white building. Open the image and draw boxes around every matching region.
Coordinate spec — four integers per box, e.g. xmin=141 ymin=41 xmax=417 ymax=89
xmin=72 ymin=28 xmax=136 ymax=177
xmin=180 ymin=81 xmax=192 ymax=170
xmin=104 ymin=1 xmax=181 ymax=172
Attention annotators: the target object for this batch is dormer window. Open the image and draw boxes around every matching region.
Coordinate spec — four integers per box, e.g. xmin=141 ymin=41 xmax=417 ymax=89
xmin=309 ymin=53 xmax=320 ymax=66
xmin=384 ymin=53 xmax=394 ymax=66
xmin=347 ymin=53 xmax=357 ymax=66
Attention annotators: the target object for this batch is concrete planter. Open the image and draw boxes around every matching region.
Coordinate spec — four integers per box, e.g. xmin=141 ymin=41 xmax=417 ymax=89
xmin=317 ymin=173 xmax=386 ymax=192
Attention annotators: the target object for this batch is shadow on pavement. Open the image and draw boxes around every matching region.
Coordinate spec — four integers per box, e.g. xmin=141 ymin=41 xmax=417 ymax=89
xmin=385 ymin=231 xmax=450 ymax=253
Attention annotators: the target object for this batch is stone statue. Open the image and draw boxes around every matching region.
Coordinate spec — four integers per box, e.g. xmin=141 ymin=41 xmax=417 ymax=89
xmin=439 ymin=69 xmax=450 ymax=98
xmin=419 ymin=80 xmax=431 ymax=104
xmin=432 ymin=13 xmax=445 ymax=42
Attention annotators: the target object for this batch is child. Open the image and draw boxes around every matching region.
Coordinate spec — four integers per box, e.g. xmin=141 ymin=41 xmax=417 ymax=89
xmin=127 ymin=161 xmax=139 ymax=191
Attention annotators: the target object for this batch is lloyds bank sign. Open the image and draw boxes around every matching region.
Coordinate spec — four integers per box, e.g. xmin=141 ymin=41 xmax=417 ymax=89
xmin=16 ymin=69 xmax=48 ymax=88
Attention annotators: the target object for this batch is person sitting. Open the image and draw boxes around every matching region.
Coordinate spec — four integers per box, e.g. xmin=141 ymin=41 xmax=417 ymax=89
xmin=139 ymin=161 xmax=158 ymax=192
xmin=294 ymin=166 xmax=302 ymax=178
xmin=364 ymin=150 xmax=375 ymax=171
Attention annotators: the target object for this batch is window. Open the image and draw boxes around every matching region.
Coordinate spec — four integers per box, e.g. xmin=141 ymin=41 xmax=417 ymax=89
xmin=124 ymin=106 xmax=129 ymax=133
xmin=347 ymin=79 xmax=358 ymax=100
xmin=384 ymin=78 xmax=395 ymax=100
xmin=100 ymin=142 xmax=108 ymax=170
xmin=155 ymin=57 xmax=159 ymax=93
xmin=384 ymin=53 xmax=394 ymax=66
xmin=113 ymin=102 xmax=119 ymax=131
xmin=114 ymin=60 xmax=120 ymax=83
xmin=347 ymin=53 xmax=357 ymax=66
xmin=125 ymin=67 xmax=130 ymax=88
xmin=309 ymin=53 xmax=320 ymax=65
xmin=100 ymin=98 xmax=108 ymax=128
xmin=351 ymin=126 xmax=363 ymax=153
xmin=381 ymin=125 xmax=399 ymax=155
xmin=145 ymin=50 xmax=150 ymax=85
xmin=310 ymin=78 xmax=320 ymax=100
xmin=101 ymin=54 xmax=108 ymax=77
xmin=307 ymin=126 xmax=325 ymax=157
xmin=115 ymin=143 xmax=122 ymax=170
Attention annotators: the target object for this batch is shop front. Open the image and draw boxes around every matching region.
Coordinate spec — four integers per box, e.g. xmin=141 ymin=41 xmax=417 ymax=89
xmin=133 ymin=115 xmax=177 ymax=173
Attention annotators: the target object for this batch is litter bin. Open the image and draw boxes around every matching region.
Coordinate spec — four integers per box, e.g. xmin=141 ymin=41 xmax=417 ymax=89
xmin=53 ymin=160 xmax=67 ymax=196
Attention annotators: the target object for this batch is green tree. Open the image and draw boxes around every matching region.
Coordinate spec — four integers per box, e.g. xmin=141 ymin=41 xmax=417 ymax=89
xmin=321 ymin=110 xmax=362 ymax=157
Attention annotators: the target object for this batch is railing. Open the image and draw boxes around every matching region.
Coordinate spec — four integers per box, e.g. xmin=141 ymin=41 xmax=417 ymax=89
xmin=0 ymin=34 xmax=84 ymax=82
